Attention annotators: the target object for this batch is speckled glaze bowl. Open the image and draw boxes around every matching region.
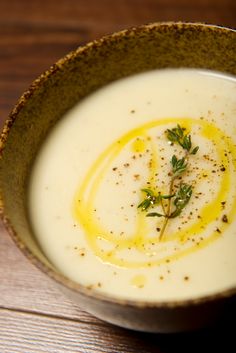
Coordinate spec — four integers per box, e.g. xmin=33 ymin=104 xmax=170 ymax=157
xmin=1 ymin=22 xmax=236 ymax=333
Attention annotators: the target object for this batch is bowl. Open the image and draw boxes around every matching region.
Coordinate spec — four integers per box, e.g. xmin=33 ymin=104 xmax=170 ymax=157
xmin=1 ymin=22 xmax=236 ymax=333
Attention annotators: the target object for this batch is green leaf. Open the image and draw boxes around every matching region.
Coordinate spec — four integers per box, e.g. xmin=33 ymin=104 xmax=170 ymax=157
xmin=177 ymin=124 xmax=184 ymax=137
xmin=174 ymin=167 xmax=187 ymax=177
xmin=171 ymin=156 xmax=187 ymax=176
xmin=171 ymin=155 xmax=177 ymax=167
xmin=167 ymin=129 xmax=178 ymax=142
xmin=191 ymin=146 xmax=199 ymax=155
xmin=138 ymin=199 xmax=151 ymax=211
xmin=138 ymin=188 xmax=161 ymax=211
xmin=170 ymin=183 xmax=192 ymax=218
xmin=166 ymin=125 xmax=199 ymax=155
xmin=146 ymin=212 xmax=164 ymax=218
xmin=141 ymin=188 xmax=154 ymax=196
xmin=182 ymin=135 xmax=191 ymax=151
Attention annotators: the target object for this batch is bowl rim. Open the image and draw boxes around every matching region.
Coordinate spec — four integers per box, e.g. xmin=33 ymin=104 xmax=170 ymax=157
xmin=1 ymin=21 xmax=236 ymax=309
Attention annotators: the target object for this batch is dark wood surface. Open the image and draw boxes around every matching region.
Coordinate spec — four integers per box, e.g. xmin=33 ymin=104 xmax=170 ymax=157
xmin=1 ymin=1 xmax=236 ymax=352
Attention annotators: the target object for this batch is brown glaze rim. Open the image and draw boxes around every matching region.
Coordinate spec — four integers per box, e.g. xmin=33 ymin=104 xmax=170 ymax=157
xmin=1 ymin=22 xmax=236 ymax=310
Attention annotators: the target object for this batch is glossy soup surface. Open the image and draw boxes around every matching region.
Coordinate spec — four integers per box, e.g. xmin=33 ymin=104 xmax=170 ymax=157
xmin=29 ymin=69 xmax=236 ymax=301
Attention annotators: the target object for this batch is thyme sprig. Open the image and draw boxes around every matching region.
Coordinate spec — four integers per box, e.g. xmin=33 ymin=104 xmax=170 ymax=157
xmin=138 ymin=125 xmax=199 ymax=240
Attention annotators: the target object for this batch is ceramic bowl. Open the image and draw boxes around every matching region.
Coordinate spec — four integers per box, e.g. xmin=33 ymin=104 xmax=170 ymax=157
xmin=1 ymin=22 xmax=236 ymax=333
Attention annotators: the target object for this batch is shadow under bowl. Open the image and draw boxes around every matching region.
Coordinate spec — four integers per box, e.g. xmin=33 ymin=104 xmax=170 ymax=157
xmin=1 ymin=22 xmax=236 ymax=333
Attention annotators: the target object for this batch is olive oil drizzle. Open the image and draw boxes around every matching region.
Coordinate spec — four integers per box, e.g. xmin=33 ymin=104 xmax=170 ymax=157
xmin=73 ymin=118 xmax=236 ymax=268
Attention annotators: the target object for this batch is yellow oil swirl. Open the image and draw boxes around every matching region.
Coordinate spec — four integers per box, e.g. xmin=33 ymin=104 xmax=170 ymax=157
xmin=73 ymin=118 xmax=236 ymax=268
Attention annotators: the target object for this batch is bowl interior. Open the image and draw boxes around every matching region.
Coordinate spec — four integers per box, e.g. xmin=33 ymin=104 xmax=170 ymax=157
xmin=1 ymin=22 xmax=236 ymax=297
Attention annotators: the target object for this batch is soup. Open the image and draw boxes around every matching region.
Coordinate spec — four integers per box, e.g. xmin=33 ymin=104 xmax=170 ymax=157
xmin=29 ymin=68 xmax=236 ymax=301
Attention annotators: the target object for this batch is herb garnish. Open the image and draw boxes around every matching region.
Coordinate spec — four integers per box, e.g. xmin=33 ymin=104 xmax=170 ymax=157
xmin=138 ymin=124 xmax=199 ymax=239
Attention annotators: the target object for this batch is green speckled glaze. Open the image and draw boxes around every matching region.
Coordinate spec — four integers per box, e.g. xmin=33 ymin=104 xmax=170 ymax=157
xmin=0 ymin=22 xmax=236 ymax=332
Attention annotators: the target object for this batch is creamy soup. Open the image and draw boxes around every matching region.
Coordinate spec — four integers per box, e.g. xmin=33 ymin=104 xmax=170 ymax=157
xmin=29 ymin=69 xmax=236 ymax=301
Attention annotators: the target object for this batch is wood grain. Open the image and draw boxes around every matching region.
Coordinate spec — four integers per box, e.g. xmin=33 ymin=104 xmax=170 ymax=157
xmin=1 ymin=306 xmax=236 ymax=353
xmin=0 ymin=309 xmax=160 ymax=353
xmin=1 ymin=0 xmax=235 ymax=120
xmin=0 ymin=0 xmax=236 ymax=352
xmin=0 ymin=225 xmax=99 ymax=323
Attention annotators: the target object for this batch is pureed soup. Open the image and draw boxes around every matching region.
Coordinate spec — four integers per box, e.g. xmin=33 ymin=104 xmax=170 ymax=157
xmin=29 ymin=69 xmax=236 ymax=301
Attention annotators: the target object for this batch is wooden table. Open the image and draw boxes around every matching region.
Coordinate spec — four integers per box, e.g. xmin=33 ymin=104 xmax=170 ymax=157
xmin=1 ymin=1 xmax=236 ymax=352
